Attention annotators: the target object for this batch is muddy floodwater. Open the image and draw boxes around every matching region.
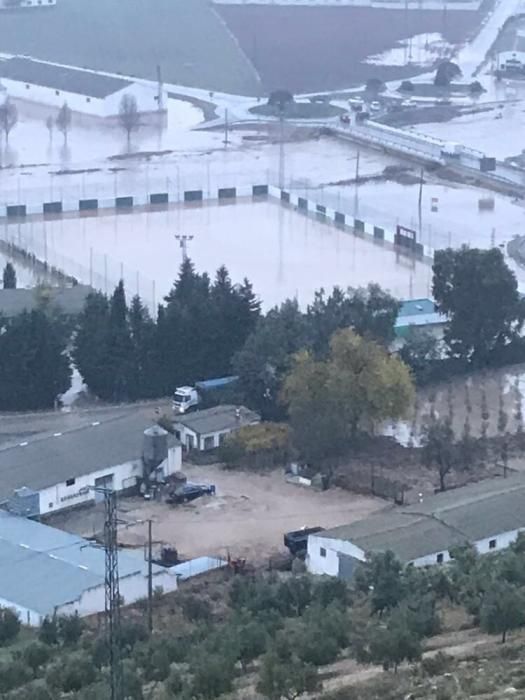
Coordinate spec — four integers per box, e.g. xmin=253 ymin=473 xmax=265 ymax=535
xmin=1 ymin=200 xmax=432 ymax=311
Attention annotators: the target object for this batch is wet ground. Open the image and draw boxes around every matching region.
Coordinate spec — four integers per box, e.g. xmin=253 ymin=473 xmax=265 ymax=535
xmin=1 ymin=199 xmax=433 ymax=311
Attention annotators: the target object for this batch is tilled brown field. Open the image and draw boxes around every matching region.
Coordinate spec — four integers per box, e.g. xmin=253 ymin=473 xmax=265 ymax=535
xmin=217 ymin=3 xmax=489 ymax=93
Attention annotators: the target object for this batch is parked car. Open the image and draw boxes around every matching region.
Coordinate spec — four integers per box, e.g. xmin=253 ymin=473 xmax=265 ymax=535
xmin=166 ymin=483 xmax=216 ymax=505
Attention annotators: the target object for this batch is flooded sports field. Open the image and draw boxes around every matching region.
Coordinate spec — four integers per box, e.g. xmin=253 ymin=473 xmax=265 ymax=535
xmin=1 ymin=199 xmax=432 ymax=311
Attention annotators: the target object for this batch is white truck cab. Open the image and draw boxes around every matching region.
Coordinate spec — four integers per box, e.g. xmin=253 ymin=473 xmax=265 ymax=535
xmin=172 ymin=386 xmax=199 ymax=414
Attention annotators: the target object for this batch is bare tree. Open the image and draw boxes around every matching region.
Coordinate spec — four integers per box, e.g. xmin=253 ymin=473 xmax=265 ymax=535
xmin=118 ymin=94 xmax=140 ymax=147
xmin=56 ymin=102 xmax=72 ymax=144
xmin=45 ymin=115 xmax=54 ymax=142
xmin=0 ymin=98 xmax=18 ymax=143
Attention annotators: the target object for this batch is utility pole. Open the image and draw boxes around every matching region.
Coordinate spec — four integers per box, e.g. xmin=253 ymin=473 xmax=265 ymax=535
xmin=103 ymin=488 xmax=123 ymax=700
xmin=353 ymin=150 xmax=360 ymax=217
xmin=147 ymin=519 xmax=153 ymax=634
xmin=223 ymin=109 xmax=230 ymax=147
xmin=156 ymin=64 xmax=164 ymax=112
xmin=174 ymin=234 xmax=194 ymax=263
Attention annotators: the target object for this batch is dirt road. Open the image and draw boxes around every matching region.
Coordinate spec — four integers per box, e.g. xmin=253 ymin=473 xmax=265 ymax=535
xmin=110 ymin=464 xmax=385 ymax=560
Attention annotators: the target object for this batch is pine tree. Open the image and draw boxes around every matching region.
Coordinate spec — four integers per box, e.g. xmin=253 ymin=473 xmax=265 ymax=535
xmin=73 ymin=291 xmax=110 ymax=399
xmin=129 ymin=295 xmax=160 ymax=399
xmin=106 ymin=280 xmax=134 ymax=401
xmin=2 ymin=262 xmax=16 ymax=289
xmin=0 ymin=310 xmax=71 ymax=410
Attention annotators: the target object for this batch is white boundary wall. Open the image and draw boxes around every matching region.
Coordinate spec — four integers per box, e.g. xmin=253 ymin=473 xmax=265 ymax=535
xmin=213 ymin=0 xmax=482 ymax=9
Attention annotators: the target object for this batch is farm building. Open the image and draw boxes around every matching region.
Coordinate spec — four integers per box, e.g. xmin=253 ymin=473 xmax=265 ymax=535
xmin=174 ymin=405 xmax=260 ymax=451
xmin=0 ymin=410 xmax=182 ymax=516
xmin=307 ymin=474 xmax=525 ymax=578
xmin=0 ymin=57 xmax=166 ymax=118
xmin=394 ymin=297 xmax=446 ymax=340
xmin=0 ymin=285 xmax=92 ymax=319
xmin=0 ymin=509 xmax=178 ymax=626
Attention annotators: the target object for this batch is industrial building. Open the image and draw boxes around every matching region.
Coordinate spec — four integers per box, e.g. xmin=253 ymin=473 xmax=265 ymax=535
xmin=0 ymin=411 xmax=182 ymax=516
xmin=307 ymin=474 xmax=525 ymax=578
xmin=0 ymin=509 xmax=178 ymax=626
xmin=0 ymin=57 xmax=166 ymax=118
xmin=174 ymin=405 xmax=260 ymax=451
xmin=394 ymin=297 xmax=447 ymax=341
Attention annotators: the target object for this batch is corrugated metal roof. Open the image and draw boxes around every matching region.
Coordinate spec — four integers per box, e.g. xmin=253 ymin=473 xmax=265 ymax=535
xmin=398 ymin=298 xmax=436 ymax=317
xmin=0 ymin=510 xmax=161 ymax=616
xmin=175 ymin=405 xmax=260 ymax=436
xmin=0 ymin=410 xmax=179 ymax=501
xmin=0 ymin=57 xmax=131 ymax=98
xmin=318 ymin=474 xmax=525 ymax=562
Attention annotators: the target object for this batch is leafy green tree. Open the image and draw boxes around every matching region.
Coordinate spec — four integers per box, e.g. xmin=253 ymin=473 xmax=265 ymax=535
xmin=354 ymin=551 xmax=406 ymax=615
xmin=282 ymin=329 xmax=414 ymax=463
xmin=421 ymin=418 xmax=457 ymax=491
xmin=0 ymin=310 xmax=71 ymax=410
xmin=2 ymin=262 xmax=16 ymax=289
xmin=133 ymin=638 xmax=171 ymax=682
xmin=434 ymin=61 xmax=462 ymax=86
xmin=399 ymin=327 xmax=442 ymax=385
xmin=56 ymin=102 xmax=72 ymax=144
xmin=306 ymin=284 xmax=399 ymax=354
xmin=0 ymin=658 xmax=33 ymax=693
xmin=6 ymin=680 xmax=53 ymax=700
xmin=234 ymin=299 xmax=309 ymax=418
xmin=256 ymin=651 xmax=320 ymax=700
xmin=189 ymin=652 xmax=236 ymax=699
xmin=0 ymin=607 xmax=20 ymax=645
xmin=58 ymin=613 xmax=85 ymax=645
xmin=235 ymin=618 xmax=268 ymax=671
xmin=368 ymin=611 xmax=422 ymax=671
xmin=39 ymin=616 xmax=59 ymax=646
xmin=433 ymin=247 xmax=525 ymax=366
xmin=480 ymin=581 xmax=525 ymax=642
xmin=23 ymin=642 xmax=52 ymax=672
xmin=45 ymin=651 xmax=96 ymax=693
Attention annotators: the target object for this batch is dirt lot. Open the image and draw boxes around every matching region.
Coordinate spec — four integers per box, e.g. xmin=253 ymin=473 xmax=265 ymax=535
xmin=50 ymin=464 xmax=384 ymax=561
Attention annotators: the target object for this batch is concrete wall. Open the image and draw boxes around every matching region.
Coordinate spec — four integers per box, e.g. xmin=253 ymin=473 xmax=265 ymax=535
xmin=1 ymin=77 xmax=166 ymax=118
xmin=0 ymin=597 xmax=42 ymax=626
xmin=38 ymin=459 xmax=143 ymax=515
xmin=58 ymin=570 xmax=178 ymax=619
xmin=306 ymin=534 xmax=366 ymax=576
xmin=307 ymin=527 xmax=525 ymax=577
xmin=213 ymin=0 xmax=481 ymax=8
xmin=38 ymin=444 xmax=181 ymax=515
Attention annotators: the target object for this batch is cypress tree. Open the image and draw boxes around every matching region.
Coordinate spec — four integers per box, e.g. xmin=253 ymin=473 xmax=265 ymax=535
xmin=2 ymin=262 xmax=16 ymax=289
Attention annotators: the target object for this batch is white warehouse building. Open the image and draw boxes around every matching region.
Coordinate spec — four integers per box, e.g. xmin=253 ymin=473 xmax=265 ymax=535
xmin=0 ymin=409 xmax=182 ymax=517
xmin=307 ymin=474 xmax=525 ymax=579
xmin=0 ymin=57 xmax=166 ymax=118
xmin=0 ymin=509 xmax=178 ymax=626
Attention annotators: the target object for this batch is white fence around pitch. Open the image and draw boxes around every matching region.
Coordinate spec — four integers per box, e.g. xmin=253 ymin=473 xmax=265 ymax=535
xmin=212 ymin=0 xmax=481 ymax=9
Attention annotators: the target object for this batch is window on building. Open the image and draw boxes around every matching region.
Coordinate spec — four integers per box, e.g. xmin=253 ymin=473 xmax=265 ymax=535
xmin=320 ymin=547 xmax=326 ymax=558
xmin=489 ymin=539 xmax=497 ymax=550
xmin=86 ymin=97 xmax=91 ymax=103
xmin=65 ymin=478 xmax=75 ymax=487
xmin=25 ymin=84 xmax=30 ymax=90
xmin=55 ymin=90 xmax=60 ymax=96
xmin=48 ymin=503 xmax=53 ymax=509
xmin=436 ymin=553 xmax=444 ymax=564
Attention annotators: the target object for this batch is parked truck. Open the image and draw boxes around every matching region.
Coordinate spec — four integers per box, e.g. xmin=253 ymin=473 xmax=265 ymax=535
xmin=172 ymin=376 xmax=238 ymax=414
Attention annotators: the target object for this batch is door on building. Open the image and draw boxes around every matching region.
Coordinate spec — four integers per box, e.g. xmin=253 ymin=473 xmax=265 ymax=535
xmin=94 ymin=474 xmax=114 ymax=502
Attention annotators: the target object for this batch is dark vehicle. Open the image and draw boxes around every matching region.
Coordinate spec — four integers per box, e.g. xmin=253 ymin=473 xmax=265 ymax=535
xmin=166 ymin=483 xmax=216 ymax=505
xmin=284 ymin=526 xmax=324 ymax=556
